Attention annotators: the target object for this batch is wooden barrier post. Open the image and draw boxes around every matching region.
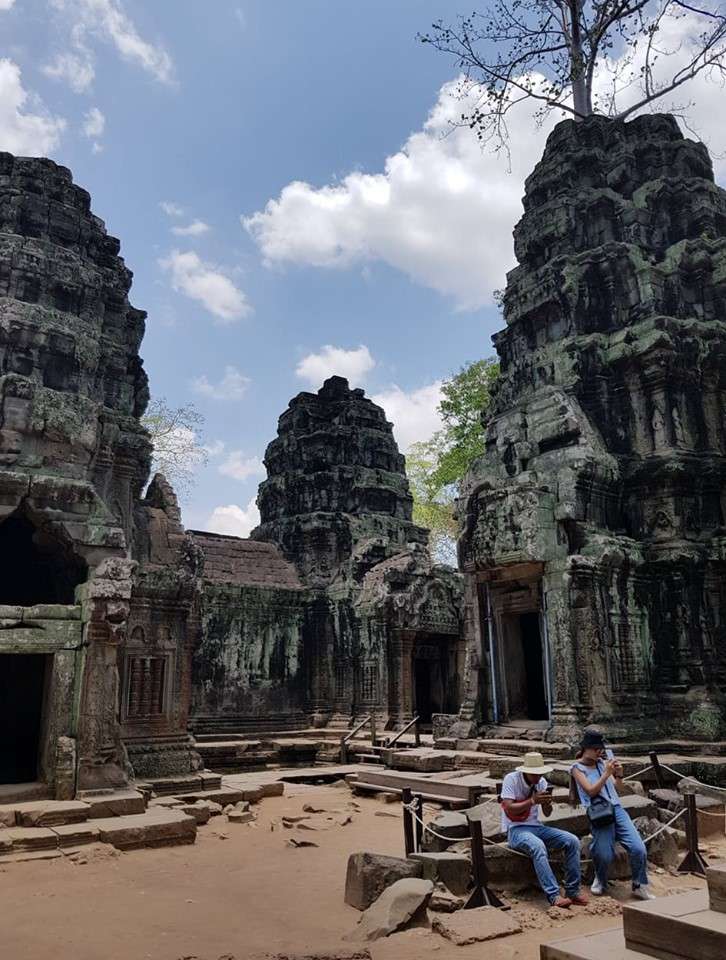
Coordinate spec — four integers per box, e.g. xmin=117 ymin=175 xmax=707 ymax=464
xmin=649 ymin=751 xmax=665 ymax=789
xmin=678 ymin=791 xmax=708 ymax=877
xmin=465 ymin=817 xmax=508 ymax=910
xmin=402 ymin=787 xmax=415 ymax=857
xmin=370 ymin=714 xmax=377 ymax=746
xmin=414 ymin=794 xmax=423 ymax=853
xmin=340 ymin=735 xmax=348 ymax=765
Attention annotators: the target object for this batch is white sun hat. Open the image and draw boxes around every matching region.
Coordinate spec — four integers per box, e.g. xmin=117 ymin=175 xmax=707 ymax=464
xmin=515 ymin=751 xmax=554 ymax=776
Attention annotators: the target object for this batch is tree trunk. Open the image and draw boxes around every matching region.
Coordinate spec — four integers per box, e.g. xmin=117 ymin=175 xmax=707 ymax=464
xmin=568 ymin=0 xmax=590 ymax=119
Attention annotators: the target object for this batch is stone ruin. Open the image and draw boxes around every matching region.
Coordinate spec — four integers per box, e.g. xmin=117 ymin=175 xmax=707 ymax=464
xmin=457 ymin=114 xmax=726 ymax=744
xmin=0 ymin=153 xmax=201 ymax=799
xmin=0 ymin=153 xmax=462 ymax=800
xmin=191 ymin=375 xmax=464 ymax=734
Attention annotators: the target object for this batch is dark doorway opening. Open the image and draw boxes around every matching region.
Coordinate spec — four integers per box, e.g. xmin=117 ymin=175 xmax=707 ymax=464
xmin=520 ymin=612 xmax=548 ymax=721
xmin=0 ymin=512 xmax=86 ymax=606
xmin=0 ymin=654 xmax=47 ymax=784
xmin=414 ymin=659 xmax=434 ymax=724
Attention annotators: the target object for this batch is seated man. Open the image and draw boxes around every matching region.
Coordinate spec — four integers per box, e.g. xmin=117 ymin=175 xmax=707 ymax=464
xmin=501 ymin=751 xmax=587 ymax=909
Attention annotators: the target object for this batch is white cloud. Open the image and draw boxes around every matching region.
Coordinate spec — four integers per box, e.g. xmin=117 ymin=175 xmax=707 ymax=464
xmin=218 ymin=451 xmax=265 ymax=482
xmin=192 ymin=365 xmax=251 ymax=401
xmin=203 ymin=439 xmax=225 ymax=458
xmin=159 ymin=250 xmax=252 ymax=323
xmin=245 ymin=10 xmax=726 ymax=310
xmin=172 ymin=219 xmax=211 ymax=237
xmin=43 ymin=52 xmax=95 ymax=93
xmin=48 ymin=0 xmax=174 ymax=88
xmin=0 ymin=0 xmax=16 ymax=9
xmin=0 ymin=59 xmax=66 ymax=156
xmin=160 ymin=200 xmax=184 ymax=217
xmin=296 ymin=344 xmax=375 ymax=389
xmin=207 ymin=498 xmax=260 ymax=539
xmin=82 ymin=106 xmax=105 ymax=138
xmin=372 ymin=381 xmax=443 ymax=452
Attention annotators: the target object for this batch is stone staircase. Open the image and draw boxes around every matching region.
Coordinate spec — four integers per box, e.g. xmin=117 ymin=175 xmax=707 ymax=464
xmin=0 ymin=772 xmax=285 ymax=863
xmin=542 ymin=862 xmax=726 ymax=960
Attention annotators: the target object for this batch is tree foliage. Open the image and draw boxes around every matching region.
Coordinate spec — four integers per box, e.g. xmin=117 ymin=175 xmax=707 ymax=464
xmin=142 ymin=397 xmax=207 ymax=498
xmin=407 ymin=358 xmax=500 ymax=564
xmin=421 ymin=2 xmax=726 ymax=147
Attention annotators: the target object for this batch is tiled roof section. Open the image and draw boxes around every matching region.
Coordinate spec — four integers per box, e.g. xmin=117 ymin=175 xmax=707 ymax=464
xmin=189 ymin=531 xmax=303 ymax=590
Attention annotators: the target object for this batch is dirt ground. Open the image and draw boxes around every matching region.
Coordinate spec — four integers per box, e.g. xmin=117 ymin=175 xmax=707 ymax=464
xmin=0 ymin=780 xmax=720 ymax=960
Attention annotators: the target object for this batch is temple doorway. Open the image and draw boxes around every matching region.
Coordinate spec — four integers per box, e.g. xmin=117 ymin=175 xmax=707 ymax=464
xmin=411 ymin=634 xmax=455 ymax=727
xmin=0 ymin=654 xmax=47 ymax=784
xmin=501 ymin=611 xmax=548 ymax=721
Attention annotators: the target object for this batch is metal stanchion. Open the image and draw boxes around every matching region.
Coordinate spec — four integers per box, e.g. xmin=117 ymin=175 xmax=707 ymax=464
xmin=414 ymin=794 xmax=423 ymax=852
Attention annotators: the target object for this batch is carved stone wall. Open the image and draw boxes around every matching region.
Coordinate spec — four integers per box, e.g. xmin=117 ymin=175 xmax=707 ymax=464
xmin=458 ymin=115 xmax=726 ymax=743
xmin=190 ymin=377 xmax=464 ymax=731
xmin=0 ymin=154 xmax=198 ymax=795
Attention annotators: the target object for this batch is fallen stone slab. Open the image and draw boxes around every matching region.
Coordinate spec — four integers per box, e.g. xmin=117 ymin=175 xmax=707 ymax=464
xmin=91 ymin=808 xmax=197 ymax=850
xmin=421 ymin=811 xmax=469 ymax=852
xmin=178 ymin=801 xmax=213 ymax=825
xmin=51 ymin=823 xmax=100 ymax=848
xmin=178 ymin=786 xmax=257 ymax=806
xmin=429 ymin=885 xmax=466 ymax=913
xmin=0 ymin=805 xmax=17 ymax=827
xmin=227 ymin=810 xmax=255 ymax=824
xmin=5 ymin=826 xmax=58 ymax=852
xmin=409 ymin=852 xmax=472 ymax=895
xmin=13 ymin=800 xmax=91 ymax=828
xmin=432 ymin=906 xmax=522 ymax=945
xmin=258 ymin=781 xmax=285 ymax=798
xmin=77 ymin=789 xmax=146 ymax=819
xmin=633 ymin=817 xmax=679 ymax=869
xmin=349 ymin=878 xmax=433 ymax=941
xmin=345 ymin=852 xmax=423 ymax=910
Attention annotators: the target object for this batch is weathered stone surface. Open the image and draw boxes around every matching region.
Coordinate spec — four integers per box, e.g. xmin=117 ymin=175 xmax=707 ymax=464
xmin=178 ymin=801 xmax=213 ymax=825
xmin=432 ymin=906 xmax=522 ymax=945
xmin=344 ymin=852 xmax=423 ymax=911
xmin=350 ymin=878 xmax=433 ymax=941
xmin=51 ymin=822 xmax=100 ymax=848
xmin=632 ymin=817 xmax=679 ymax=869
xmin=191 ymin=374 xmax=464 ymax=736
xmin=78 ymin=790 xmax=146 ymax=819
xmin=421 ymin=811 xmax=469 ymax=852
xmin=14 ymin=800 xmax=90 ymax=828
xmin=456 ymin=114 xmax=726 ymax=743
xmin=92 ymin=808 xmax=196 ymax=850
xmin=409 ymin=852 xmax=472 ymax=895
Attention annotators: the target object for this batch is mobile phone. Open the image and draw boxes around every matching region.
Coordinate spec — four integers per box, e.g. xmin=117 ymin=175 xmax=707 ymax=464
xmin=605 ymin=748 xmax=615 ymax=760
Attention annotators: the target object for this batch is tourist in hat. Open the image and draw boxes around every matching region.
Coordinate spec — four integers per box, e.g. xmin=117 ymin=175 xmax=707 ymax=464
xmin=501 ymin=751 xmax=587 ymax=909
xmin=571 ymin=730 xmax=655 ymax=900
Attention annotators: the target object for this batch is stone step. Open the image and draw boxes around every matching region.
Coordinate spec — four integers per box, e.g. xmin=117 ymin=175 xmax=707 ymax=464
xmin=542 ymin=927 xmax=654 ymax=960
xmin=623 ymin=889 xmax=726 ymax=960
xmin=349 ymin=770 xmax=491 ymax=807
xmin=87 ymin=808 xmax=197 ymax=850
xmin=137 ymin=772 xmax=223 ymax=797
xmin=708 ymin=862 xmax=726 ymax=912
xmin=465 ymin=738 xmax=571 ymax=759
xmin=0 ymin=800 xmax=91 ymax=828
xmin=77 ymin=789 xmax=147 ymax=819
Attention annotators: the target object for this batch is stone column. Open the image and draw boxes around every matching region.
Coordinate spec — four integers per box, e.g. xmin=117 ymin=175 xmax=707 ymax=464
xmin=75 ymin=557 xmax=135 ymax=793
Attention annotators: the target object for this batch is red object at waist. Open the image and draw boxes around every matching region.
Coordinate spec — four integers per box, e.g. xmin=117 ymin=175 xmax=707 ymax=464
xmin=501 ymin=801 xmax=532 ymax=823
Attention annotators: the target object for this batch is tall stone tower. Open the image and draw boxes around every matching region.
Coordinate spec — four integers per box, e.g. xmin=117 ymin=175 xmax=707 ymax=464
xmin=458 ymin=115 xmax=726 ymax=743
xmin=254 ymin=375 xmax=427 ymax=586
xmin=0 ymin=154 xmax=199 ymax=797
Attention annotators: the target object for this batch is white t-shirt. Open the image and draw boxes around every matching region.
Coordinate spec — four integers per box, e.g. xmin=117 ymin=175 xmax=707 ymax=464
xmin=500 ymin=771 xmax=548 ymax=831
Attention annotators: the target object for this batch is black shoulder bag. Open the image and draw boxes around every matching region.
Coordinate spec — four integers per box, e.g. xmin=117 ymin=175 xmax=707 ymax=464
xmin=585 ymin=762 xmax=615 ymax=828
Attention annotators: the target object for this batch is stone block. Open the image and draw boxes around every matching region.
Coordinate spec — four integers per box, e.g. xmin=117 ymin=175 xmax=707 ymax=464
xmin=15 ymin=800 xmax=91 ymax=827
xmin=51 ymin=823 xmax=100 ymax=847
xmin=409 ymin=852 xmax=472 ymax=895
xmin=258 ymin=781 xmax=285 ymax=798
xmin=349 ymin=878 xmax=433 ymax=941
xmin=178 ymin=801 xmax=212 ymax=825
xmin=5 ymin=826 xmax=58 ymax=852
xmin=344 ymin=851 xmax=423 ymax=911
xmin=78 ymin=790 xmax=146 ymax=819
xmin=708 ymin=861 xmax=726 ymax=912
xmin=420 ymin=811 xmax=469 ymax=852
xmin=432 ymin=906 xmax=522 ymax=945
xmin=92 ymin=808 xmax=197 ymax=850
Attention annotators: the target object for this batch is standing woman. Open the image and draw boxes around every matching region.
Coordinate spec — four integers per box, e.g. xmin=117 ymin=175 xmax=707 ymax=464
xmin=571 ymin=730 xmax=655 ymax=900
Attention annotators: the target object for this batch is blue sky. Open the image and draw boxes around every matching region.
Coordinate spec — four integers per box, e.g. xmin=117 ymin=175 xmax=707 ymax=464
xmin=1 ymin=1 xmax=724 ymax=535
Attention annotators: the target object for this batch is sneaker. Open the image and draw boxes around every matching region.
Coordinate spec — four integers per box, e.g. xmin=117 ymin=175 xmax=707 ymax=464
xmin=632 ymin=885 xmax=656 ymax=901
xmin=591 ymin=877 xmax=607 ymax=896
xmin=551 ymin=895 xmax=572 ymax=909
xmin=569 ymin=892 xmax=589 ymax=906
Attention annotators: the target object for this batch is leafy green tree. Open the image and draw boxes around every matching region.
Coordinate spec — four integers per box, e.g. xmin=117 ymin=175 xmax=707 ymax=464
xmin=407 ymin=358 xmax=500 ymax=563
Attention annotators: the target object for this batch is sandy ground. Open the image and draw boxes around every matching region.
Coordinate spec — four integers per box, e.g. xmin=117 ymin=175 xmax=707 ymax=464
xmin=0 ymin=779 xmax=719 ymax=960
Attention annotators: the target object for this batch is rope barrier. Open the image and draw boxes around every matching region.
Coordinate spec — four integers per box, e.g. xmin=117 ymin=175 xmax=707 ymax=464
xmin=659 ymin=762 xmax=726 ymax=797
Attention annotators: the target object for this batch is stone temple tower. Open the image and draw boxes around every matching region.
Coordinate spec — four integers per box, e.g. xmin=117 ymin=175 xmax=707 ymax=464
xmin=458 ymin=115 xmax=726 ymax=743
xmin=0 ymin=154 xmax=200 ymax=798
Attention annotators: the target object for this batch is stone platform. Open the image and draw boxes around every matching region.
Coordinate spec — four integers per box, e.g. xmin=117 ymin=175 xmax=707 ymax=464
xmin=541 ymin=862 xmax=726 ymax=960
